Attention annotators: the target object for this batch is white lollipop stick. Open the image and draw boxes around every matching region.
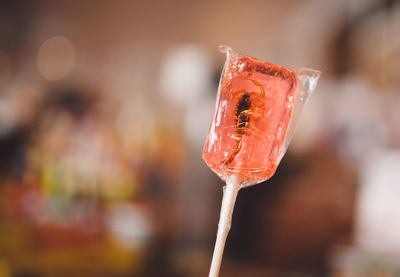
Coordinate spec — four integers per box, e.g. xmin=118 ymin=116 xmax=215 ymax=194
xmin=208 ymin=175 xmax=241 ymax=277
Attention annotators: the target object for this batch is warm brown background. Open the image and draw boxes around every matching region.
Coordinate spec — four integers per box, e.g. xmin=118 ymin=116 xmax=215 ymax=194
xmin=0 ymin=0 xmax=399 ymax=276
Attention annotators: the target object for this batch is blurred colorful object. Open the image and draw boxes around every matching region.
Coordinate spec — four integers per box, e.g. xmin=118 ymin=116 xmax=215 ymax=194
xmin=331 ymin=246 xmax=400 ymax=277
xmin=0 ymin=88 xmax=156 ymax=276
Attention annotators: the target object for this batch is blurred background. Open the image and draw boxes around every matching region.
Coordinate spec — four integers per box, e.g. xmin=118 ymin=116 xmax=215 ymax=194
xmin=0 ymin=0 xmax=399 ymax=276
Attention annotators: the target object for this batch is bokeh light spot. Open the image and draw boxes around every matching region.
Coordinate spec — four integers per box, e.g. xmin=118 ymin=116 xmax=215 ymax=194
xmin=37 ymin=36 xmax=76 ymax=81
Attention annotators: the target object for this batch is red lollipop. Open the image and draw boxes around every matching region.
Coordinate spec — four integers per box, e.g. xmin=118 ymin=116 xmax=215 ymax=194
xmin=204 ymin=46 xmax=320 ymax=277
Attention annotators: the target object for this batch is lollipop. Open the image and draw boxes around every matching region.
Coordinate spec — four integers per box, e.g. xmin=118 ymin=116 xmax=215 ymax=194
xmin=203 ymin=46 xmax=320 ymax=277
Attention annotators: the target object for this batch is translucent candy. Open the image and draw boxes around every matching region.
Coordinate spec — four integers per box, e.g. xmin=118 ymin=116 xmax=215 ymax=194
xmin=203 ymin=46 xmax=320 ymax=187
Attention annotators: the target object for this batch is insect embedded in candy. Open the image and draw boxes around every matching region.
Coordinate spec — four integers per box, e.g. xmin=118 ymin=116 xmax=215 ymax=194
xmin=222 ymin=78 xmax=267 ymax=166
xmin=202 ymin=46 xmax=320 ymax=277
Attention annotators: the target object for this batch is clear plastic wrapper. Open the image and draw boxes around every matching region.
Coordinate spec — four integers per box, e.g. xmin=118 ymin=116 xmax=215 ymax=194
xmin=202 ymin=46 xmax=321 ymax=187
